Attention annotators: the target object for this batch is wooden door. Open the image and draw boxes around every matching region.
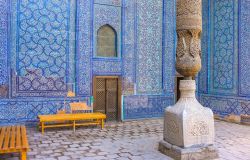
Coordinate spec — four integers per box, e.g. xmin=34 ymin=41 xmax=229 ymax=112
xmin=95 ymin=78 xmax=106 ymax=114
xmin=93 ymin=77 xmax=120 ymax=121
xmin=106 ymin=78 xmax=118 ymax=121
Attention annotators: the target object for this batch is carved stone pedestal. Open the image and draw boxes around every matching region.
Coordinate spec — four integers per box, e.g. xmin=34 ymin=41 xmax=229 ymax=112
xmin=159 ymin=80 xmax=218 ymax=160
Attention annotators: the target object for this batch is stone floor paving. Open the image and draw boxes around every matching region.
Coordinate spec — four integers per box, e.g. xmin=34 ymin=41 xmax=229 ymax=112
xmin=0 ymin=119 xmax=250 ymax=160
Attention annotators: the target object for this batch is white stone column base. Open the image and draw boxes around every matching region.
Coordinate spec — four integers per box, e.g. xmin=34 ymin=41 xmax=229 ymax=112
xmin=159 ymin=80 xmax=218 ymax=159
xmin=159 ymin=140 xmax=218 ymax=160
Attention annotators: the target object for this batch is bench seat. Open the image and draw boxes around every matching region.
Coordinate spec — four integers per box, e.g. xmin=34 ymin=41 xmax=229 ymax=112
xmin=38 ymin=113 xmax=106 ymax=134
xmin=0 ymin=126 xmax=29 ymax=160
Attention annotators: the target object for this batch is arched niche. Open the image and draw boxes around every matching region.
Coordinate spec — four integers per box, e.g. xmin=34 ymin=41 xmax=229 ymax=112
xmin=96 ymin=24 xmax=117 ymax=57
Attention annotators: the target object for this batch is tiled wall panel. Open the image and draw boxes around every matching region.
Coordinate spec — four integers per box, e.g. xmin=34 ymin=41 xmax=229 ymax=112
xmin=210 ymin=0 xmax=238 ymax=95
xmin=77 ymin=0 xmax=92 ymax=96
xmin=122 ymin=0 xmax=136 ymax=95
xmin=199 ymin=0 xmax=250 ymax=116
xmin=0 ymin=97 xmax=89 ymax=125
xmin=136 ymin=0 xmax=163 ymax=94
xmin=123 ymin=95 xmax=174 ymax=119
xmin=199 ymin=0 xmax=209 ymax=94
xmin=0 ymin=0 xmax=177 ymax=124
xmin=239 ymin=0 xmax=250 ymax=96
xmin=0 ymin=0 xmax=9 ymax=98
xmin=200 ymin=94 xmax=250 ymax=116
xmin=10 ymin=0 xmax=76 ymax=97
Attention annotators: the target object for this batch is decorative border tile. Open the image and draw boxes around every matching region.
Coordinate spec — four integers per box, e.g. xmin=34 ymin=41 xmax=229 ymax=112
xmin=136 ymin=0 xmax=163 ymax=94
xmin=0 ymin=0 xmax=8 ymax=87
xmin=10 ymin=0 xmax=76 ymax=97
xmin=209 ymin=0 xmax=238 ymax=95
xmin=200 ymin=94 xmax=250 ymax=116
xmin=239 ymin=0 xmax=250 ymax=96
xmin=76 ymin=0 xmax=92 ymax=96
xmin=0 ymin=97 xmax=89 ymax=125
xmin=123 ymin=95 xmax=175 ymax=120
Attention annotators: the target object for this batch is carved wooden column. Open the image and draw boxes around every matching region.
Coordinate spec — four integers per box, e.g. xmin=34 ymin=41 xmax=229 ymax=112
xmin=159 ymin=0 xmax=218 ymax=159
xmin=176 ymin=0 xmax=202 ymax=78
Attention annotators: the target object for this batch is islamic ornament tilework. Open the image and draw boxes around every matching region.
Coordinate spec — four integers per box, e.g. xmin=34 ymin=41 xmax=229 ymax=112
xmin=123 ymin=95 xmax=174 ymax=119
xmin=0 ymin=0 xmax=8 ymax=96
xmin=93 ymin=60 xmax=122 ymax=75
xmin=122 ymin=0 xmax=136 ymax=95
xmin=210 ymin=0 xmax=238 ymax=95
xmin=11 ymin=0 xmax=76 ymax=97
xmin=94 ymin=0 xmax=121 ymax=6
xmin=163 ymin=0 xmax=176 ymax=94
xmin=199 ymin=0 xmax=250 ymax=117
xmin=200 ymin=94 xmax=250 ymax=116
xmin=0 ymin=0 xmax=178 ymax=124
xmin=92 ymin=2 xmax=122 ymax=76
xmin=198 ymin=0 xmax=209 ymax=94
xmin=0 ymin=97 xmax=89 ymax=124
xmin=136 ymin=0 xmax=163 ymax=94
xmin=94 ymin=3 xmax=121 ymax=58
xmin=77 ymin=0 xmax=92 ymax=96
xmin=121 ymin=0 xmax=176 ymax=95
xmin=239 ymin=0 xmax=250 ymax=96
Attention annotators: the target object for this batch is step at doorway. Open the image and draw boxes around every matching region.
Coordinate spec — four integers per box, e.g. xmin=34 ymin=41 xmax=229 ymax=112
xmin=93 ymin=76 xmax=121 ymax=121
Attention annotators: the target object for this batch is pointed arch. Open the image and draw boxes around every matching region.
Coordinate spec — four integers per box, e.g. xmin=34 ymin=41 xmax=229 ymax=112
xmin=96 ymin=24 xmax=117 ymax=57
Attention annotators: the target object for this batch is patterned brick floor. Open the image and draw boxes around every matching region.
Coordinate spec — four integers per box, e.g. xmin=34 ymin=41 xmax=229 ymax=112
xmin=0 ymin=119 xmax=250 ymax=160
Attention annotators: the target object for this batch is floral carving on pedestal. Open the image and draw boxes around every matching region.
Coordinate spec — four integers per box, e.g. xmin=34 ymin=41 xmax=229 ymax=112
xmin=166 ymin=120 xmax=179 ymax=135
xmin=190 ymin=121 xmax=209 ymax=136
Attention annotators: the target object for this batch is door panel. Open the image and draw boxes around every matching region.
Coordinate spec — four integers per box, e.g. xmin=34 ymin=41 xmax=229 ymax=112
xmin=95 ymin=78 xmax=106 ymax=114
xmin=106 ymin=78 xmax=118 ymax=121
xmin=93 ymin=77 xmax=119 ymax=121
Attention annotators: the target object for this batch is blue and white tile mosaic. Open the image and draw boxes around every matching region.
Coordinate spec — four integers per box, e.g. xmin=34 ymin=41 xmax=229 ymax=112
xmin=0 ymin=0 xmax=8 ymax=87
xmin=209 ymin=0 xmax=238 ymax=95
xmin=93 ymin=3 xmax=121 ymax=58
xmin=198 ymin=0 xmax=209 ymax=94
xmin=199 ymin=0 xmax=250 ymax=116
xmin=0 ymin=0 xmax=177 ymax=124
xmin=76 ymin=0 xmax=92 ymax=96
xmin=200 ymin=94 xmax=250 ymax=116
xmin=10 ymin=0 xmax=76 ymax=97
xmin=123 ymin=95 xmax=174 ymax=119
xmin=94 ymin=0 xmax=121 ymax=6
xmin=163 ymin=0 xmax=176 ymax=94
xmin=239 ymin=0 xmax=250 ymax=96
xmin=122 ymin=0 xmax=136 ymax=95
xmin=0 ymin=97 xmax=89 ymax=125
xmin=93 ymin=59 xmax=122 ymax=75
xmin=2 ymin=0 xmax=249 ymax=125
xmin=136 ymin=0 xmax=163 ymax=94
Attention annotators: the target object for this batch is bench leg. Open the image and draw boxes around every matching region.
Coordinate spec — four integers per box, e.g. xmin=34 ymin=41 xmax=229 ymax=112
xmin=41 ymin=122 xmax=45 ymax=135
xmin=73 ymin=120 xmax=76 ymax=132
xmin=101 ymin=119 xmax=104 ymax=129
xmin=38 ymin=122 xmax=41 ymax=131
xmin=20 ymin=151 xmax=27 ymax=160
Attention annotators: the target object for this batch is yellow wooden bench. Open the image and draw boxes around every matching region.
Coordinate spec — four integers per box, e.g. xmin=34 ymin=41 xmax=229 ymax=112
xmin=38 ymin=113 xmax=106 ymax=134
xmin=0 ymin=126 xmax=29 ymax=160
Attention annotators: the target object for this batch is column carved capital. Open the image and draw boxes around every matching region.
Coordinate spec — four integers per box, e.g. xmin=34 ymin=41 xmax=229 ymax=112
xmin=176 ymin=0 xmax=202 ymax=77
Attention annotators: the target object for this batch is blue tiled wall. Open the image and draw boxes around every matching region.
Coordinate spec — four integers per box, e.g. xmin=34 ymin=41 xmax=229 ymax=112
xmin=198 ymin=0 xmax=250 ymax=116
xmin=0 ymin=0 xmax=176 ymax=124
xmin=2 ymin=0 xmax=248 ymax=125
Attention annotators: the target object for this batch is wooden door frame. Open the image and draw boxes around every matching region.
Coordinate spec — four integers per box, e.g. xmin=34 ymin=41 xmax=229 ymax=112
xmin=93 ymin=76 xmax=122 ymax=121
